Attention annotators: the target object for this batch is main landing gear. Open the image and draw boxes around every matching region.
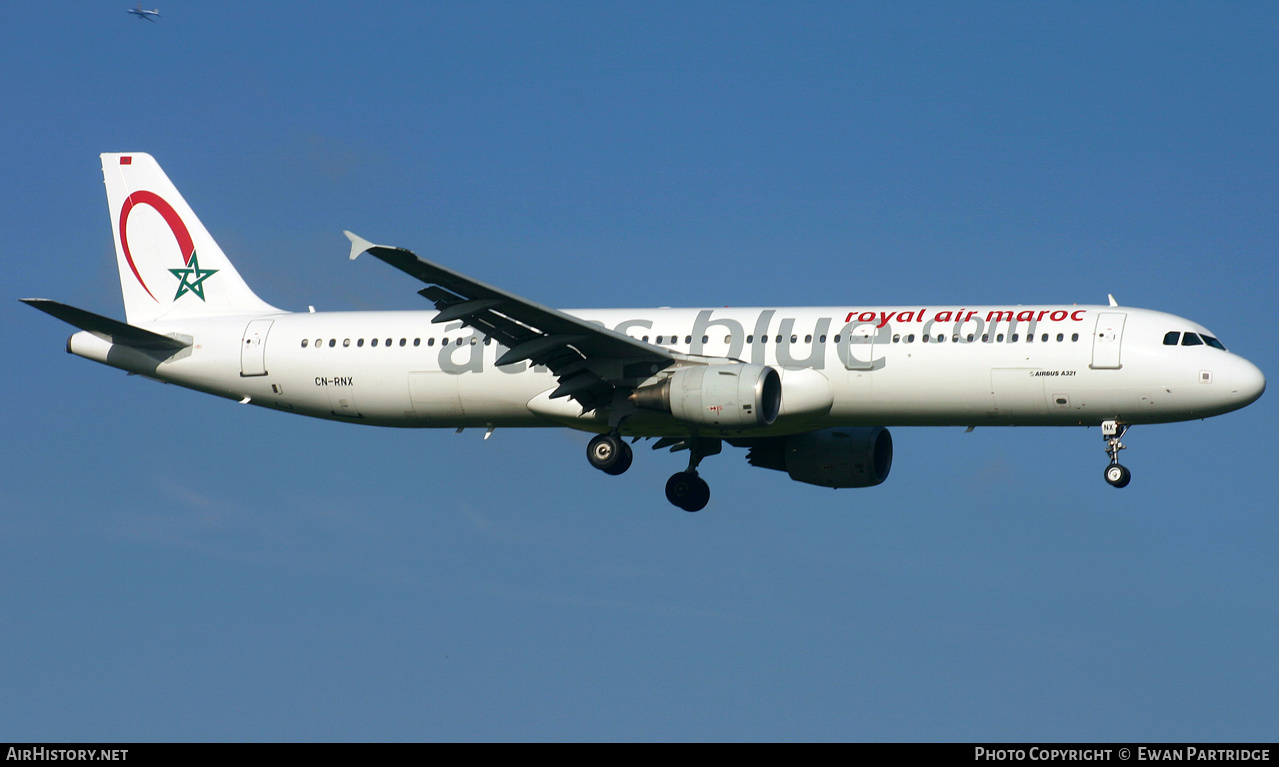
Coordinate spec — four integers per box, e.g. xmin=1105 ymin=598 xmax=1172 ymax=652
xmin=587 ymin=432 xmax=633 ymax=475
xmin=1102 ymin=420 xmax=1131 ymax=488
xmin=665 ymin=472 xmax=710 ymax=513
xmin=664 ymin=438 xmax=719 ymax=512
xmin=586 ymin=431 xmax=718 ymax=512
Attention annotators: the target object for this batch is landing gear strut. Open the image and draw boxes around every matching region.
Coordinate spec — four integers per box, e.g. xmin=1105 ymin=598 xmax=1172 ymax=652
xmin=1102 ymin=420 xmax=1131 ymax=488
xmin=664 ymin=438 xmax=720 ymax=512
xmin=587 ymin=432 xmax=632 ymax=476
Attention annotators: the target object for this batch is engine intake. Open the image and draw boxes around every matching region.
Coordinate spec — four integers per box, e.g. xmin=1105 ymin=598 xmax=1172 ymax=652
xmin=631 ymin=364 xmax=781 ymax=429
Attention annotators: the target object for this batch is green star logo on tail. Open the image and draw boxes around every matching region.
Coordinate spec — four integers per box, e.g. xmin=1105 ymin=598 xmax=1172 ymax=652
xmin=169 ymin=250 xmax=218 ymax=301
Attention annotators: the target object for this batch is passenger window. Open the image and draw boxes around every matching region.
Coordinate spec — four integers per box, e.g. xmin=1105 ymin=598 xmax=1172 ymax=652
xmin=357 ymin=338 xmax=364 ymax=347
xmin=746 ymin=335 xmax=753 ymax=343
xmin=427 ymin=338 xmax=435 ymax=346
xmin=1163 ymin=332 xmax=1180 ymax=345
xmin=1056 ymin=333 xmax=1063 ymax=342
xmin=997 ymin=334 xmax=1005 ymax=342
xmin=343 ymin=339 xmax=351 ymax=347
xmin=655 ymin=335 xmax=663 ymax=344
xmin=723 ymin=335 xmax=731 ymax=344
xmin=416 ymin=338 xmax=423 ymax=346
xmin=1182 ymin=333 xmax=1203 ymax=346
xmin=328 ymin=339 xmax=336 ymax=348
xmin=1011 ymin=334 xmax=1019 ymax=342
xmin=301 ymin=339 xmax=308 ymax=348
xmin=967 ymin=334 xmax=974 ymax=342
xmin=453 ymin=338 xmax=460 ymax=346
xmin=686 ymin=336 xmax=693 ymax=344
xmin=1071 ymin=334 xmax=1079 ymax=342
xmin=642 ymin=336 xmax=649 ymax=342
xmin=805 ymin=335 xmax=812 ymax=343
xmin=385 ymin=338 xmax=392 ymax=347
xmin=315 ymin=339 xmax=322 ymax=348
xmin=371 ymin=338 xmax=379 ymax=347
xmin=819 ymin=335 xmax=826 ymax=343
xmin=922 ymin=335 xmax=929 ymax=343
xmin=951 ymin=335 xmax=959 ymax=342
xmin=893 ymin=334 xmax=900 ymax=343
xmin=776 ymin=335 xmax=783 ymax=343
xmin=981 ymin=334 xmax=989 ymax=342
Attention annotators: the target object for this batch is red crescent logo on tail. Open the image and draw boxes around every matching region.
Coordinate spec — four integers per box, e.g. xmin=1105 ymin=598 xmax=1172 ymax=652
xmin=119 ymin=191 xmax=195 ymax=302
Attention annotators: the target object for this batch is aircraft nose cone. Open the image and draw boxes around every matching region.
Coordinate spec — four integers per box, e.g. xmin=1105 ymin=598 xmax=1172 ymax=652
xmin=1231 ymin=358 xmax=1266 ymax=405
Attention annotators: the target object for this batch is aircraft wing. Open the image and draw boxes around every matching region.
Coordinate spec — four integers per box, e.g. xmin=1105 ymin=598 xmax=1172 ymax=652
xmin=346 ymin=232 xmax=674 ymax=412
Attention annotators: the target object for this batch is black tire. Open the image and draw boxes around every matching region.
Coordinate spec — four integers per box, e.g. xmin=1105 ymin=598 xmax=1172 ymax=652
xmin=587 ymin=434 xmax=628 ymax=474
xmin=1104 ymin=464 xmax=1131 ymax=488
xmin=603 ymin=441 xmax=633 ymax=476
xmin=665 ymin=471 xmax=710 ymax=512
xmin=685 ymin=476 xmax=710 ymax=512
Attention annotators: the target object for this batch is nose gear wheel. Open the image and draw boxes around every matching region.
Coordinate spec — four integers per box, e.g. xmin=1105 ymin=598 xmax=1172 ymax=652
xmin=1102 ymin=421 xmax=1131 ymax=488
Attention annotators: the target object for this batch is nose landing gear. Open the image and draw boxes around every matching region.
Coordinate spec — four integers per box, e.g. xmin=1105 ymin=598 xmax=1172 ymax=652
xmin=1102 ymin=420 xmax=1131 ymax=488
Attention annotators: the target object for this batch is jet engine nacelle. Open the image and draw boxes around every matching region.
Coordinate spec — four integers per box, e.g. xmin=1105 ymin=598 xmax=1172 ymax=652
xmin=632 ymin=363 xmax=781 ymax=429
xmin=746 ymin=426 xmax=893 ymax=488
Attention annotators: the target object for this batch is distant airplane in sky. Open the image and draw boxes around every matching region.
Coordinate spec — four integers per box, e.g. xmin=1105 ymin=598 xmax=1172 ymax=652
xmin=127 ymin=4 xmax=159 ymax=22
xmin=22 ymin=154 xmax=1266 ymax=510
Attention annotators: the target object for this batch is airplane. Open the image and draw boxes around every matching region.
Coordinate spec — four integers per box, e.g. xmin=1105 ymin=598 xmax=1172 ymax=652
xmin=22 ymin=153 xmax=1267 ymax=511
xmin=127 ymin=4 xmax=159 ymax=22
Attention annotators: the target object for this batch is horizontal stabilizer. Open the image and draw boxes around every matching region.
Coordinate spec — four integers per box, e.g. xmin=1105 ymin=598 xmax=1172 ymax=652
xmin=20 ymin=299 xmax=191 ymax=351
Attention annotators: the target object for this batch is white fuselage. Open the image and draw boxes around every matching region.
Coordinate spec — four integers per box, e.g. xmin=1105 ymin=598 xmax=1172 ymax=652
xmin=67 ymin=303 xmax=1266 ymax=437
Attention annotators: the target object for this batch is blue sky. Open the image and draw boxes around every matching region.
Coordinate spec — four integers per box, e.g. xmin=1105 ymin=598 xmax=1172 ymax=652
xmin=3 ymin=2 xmax=1277 ymax=741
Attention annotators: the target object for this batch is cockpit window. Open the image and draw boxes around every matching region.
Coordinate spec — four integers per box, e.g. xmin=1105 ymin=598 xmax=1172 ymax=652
xmin=1166 ymin=330 xmax=1227 ymax=350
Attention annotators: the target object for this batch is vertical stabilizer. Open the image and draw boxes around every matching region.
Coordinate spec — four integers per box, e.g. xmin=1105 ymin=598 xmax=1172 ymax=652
xmin=102 ymin=153 xmax=281 ymax=324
